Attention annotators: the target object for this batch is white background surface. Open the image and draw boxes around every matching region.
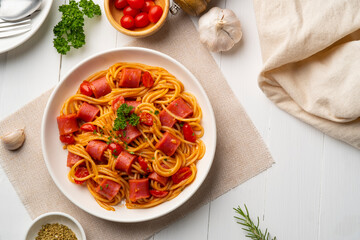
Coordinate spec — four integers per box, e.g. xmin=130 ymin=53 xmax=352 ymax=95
xmin=1 ymin=0 xmax=360 ymax=239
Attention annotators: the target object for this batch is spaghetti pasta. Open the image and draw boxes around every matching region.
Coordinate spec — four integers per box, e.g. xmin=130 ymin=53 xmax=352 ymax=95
xmin=57 ymin=62 xmax=205 ymax=211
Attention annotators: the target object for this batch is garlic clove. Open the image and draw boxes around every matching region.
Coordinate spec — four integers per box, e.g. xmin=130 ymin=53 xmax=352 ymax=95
xmin=199 ymin=7 xmax=242 ymax=52
xmin=0 ymin=128 xmax=26 ymax=151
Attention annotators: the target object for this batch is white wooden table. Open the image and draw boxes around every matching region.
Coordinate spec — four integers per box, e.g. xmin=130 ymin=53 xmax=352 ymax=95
xmin=1 ymin=0 xmax=360 ymax=239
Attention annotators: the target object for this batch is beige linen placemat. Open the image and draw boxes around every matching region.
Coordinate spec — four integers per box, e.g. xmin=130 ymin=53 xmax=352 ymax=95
xmin=254 ymin=0 xmax=360 ymax=148
xmin=0 ymin=13 xmax=273 ymax=239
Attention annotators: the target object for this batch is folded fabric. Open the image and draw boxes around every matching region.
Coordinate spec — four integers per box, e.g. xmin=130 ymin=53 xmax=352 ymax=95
xmin=254 ymin=0 xmax=360 ymax=148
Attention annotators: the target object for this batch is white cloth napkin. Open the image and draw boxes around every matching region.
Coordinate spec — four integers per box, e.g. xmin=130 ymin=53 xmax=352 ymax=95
xmin=254 ymin=0 xmax=360 ymax=148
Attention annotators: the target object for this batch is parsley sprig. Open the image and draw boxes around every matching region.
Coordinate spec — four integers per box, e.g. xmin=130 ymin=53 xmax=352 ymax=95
xmin=234 ymin=205 xmax=276 ymax=240
xmin=113 ymin=103 xmax=140 ymax=131
xmin=53 ymin=0 xmax=101 ymax=55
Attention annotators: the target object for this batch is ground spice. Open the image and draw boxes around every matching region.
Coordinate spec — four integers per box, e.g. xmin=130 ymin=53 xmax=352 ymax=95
xmin=35 ymin=223 xmax=77 ymax=240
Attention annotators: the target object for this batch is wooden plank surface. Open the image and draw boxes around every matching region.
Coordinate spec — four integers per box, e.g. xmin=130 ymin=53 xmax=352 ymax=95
xmin=1 ymin=0 xmax=360 ymax=239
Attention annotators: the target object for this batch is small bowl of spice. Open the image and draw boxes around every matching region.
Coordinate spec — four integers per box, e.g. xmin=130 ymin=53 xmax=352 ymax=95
xmin=25 ymin=212 xmax=86 ymax=240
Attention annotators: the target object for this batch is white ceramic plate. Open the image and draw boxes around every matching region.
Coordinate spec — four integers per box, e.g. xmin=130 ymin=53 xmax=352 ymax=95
xmin=41 ymin=47 xmax=217 ymax=222
xmin=0 ymin=0 xmax=53 ymax=54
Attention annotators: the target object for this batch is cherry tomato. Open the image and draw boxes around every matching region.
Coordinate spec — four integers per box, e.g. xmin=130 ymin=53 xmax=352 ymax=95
xmin=182 ymin=123 xmax=196 ymax=142
xmin=135 ymin=12 xmax=150 ymax=28
xmin=141 ymin=0 xmax=155 ymax=12
xmin=141 ymin=71 xmax=154 ymax=87
xmin=172 ymin=167 xmax=192 ymax=184
xmin=150 ymin=190 xmax=168 ymax=198
xmin=108 ymin=142 xmax=123 ymax=156
xmin=121 ymin=15 xmax=135 ymax=29
xmin=123 ymin=6 xmax=139 ymax=17
xmin=59 ymin=134 xmax=75 ymax=144
xmin=140 ymin=112 xmax=153 ymax=126
xmin=74 ymin=167 xmax=89 ymax=184
xmin=148 ymin=5 xmax=163 ymax=23
xmin=127 ymin=0 xmax=144 ymax=9
xmin=80 ymin=123 xmax=96 ymax=132
xmin=112 ymin=95 xmax=125 ymax=111
xmin=137 ymin=156 xmax=150 ymax=173
xmin=114 ymin=0 xmax=128 ymax=9
xmin=80 ymin=81 xmax=93 ymax=97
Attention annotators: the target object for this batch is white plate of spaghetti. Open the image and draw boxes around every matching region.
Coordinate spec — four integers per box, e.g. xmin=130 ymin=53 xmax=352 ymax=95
xmin=41 ymin=47 xmax=216 ymax=222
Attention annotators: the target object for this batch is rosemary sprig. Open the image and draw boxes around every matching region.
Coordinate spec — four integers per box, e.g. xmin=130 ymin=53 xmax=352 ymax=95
xmin=233 ymin=205 xmax=276 ymax=240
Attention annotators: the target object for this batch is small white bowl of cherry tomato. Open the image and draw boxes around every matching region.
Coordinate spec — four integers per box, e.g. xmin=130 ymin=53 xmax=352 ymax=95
xmin=104 ymin=0 xmax=169 ymax=38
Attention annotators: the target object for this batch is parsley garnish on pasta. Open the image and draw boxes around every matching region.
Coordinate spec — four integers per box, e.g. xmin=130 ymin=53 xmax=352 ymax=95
xmin=113 ymin=103 xmax=140 ymax=131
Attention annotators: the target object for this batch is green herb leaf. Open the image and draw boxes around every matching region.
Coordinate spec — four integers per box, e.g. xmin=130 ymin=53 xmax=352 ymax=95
xmin=79 ymin=0 xmax=101 ymax=18
xmin=53 ymin=37 xmax=70 ymax=55
xmin=128 ymin=113 xmax=140 ymax=126
xmin=234 ymin=205 xmax=276 ymax=240
xmin=53 ymin=0 xmax=101 ymax=55
xmin=154 ymin=110 xmax=159 ymax=115
xmin=113 ymin=117 xmax=126 ymax=131
xmin=113 ymin=103 xmax=140 ymax=131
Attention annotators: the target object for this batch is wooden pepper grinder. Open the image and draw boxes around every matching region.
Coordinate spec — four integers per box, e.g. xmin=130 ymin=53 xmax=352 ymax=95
xmin=170 ymin=0 xmax=211 ymax=16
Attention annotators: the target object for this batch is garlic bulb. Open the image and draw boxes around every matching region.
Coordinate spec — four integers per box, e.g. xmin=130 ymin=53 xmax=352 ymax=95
xmin=199 ymin=7 xmax=242 ymax=52
xmin=0 ymin=128 xmax=25 ymax=150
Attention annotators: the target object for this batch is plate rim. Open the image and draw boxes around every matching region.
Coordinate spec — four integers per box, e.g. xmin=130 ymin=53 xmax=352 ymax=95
xmin=41 ymin=47 xmax=217 ymax=222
